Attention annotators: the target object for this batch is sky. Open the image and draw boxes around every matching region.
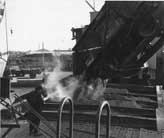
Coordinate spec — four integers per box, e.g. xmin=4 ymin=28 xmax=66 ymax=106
xmin=0 ymin=0 xmax=105 ymax=52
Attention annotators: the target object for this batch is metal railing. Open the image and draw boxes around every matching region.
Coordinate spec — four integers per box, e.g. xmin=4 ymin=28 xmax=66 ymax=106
xmin=13 ymin=94 xmax=70 ymax=138
xmin=13 ymin=94 xmax=57 ymax=136
xmin=57 ymin=97 xmax=74 ymax=138
xmin=0 ymin=97 xmax=51 ymax=138
xmin=1 ymin=95 xmax=111 ymax=138
xmin=95 ymin=101 xmax=111 ymax=138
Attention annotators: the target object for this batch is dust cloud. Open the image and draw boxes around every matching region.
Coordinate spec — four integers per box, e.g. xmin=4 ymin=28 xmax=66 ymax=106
xmin=43 ymin=58 xmax=106 ymax=102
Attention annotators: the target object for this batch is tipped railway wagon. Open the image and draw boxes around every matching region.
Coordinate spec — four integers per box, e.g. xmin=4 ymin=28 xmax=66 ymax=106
xmin=72 ymin=1 xmax=164 ymax=83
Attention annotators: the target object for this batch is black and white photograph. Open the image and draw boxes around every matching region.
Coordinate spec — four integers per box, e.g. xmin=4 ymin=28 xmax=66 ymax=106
xmin=0 ymin=0 xmax=164 ymax=138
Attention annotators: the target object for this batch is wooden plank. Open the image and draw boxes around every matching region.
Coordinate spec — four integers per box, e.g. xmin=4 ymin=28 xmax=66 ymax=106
xmin=125 ymin=128 xmax=133 ymax=138
xmin=122 ymin=127 xmax=128 ymax=138
xmin=104 ymin=91 xmax=157 ymax=101
xmin=107 ymin=83 xmax=156 ymax=92
xmin=131 ymin=128 xmax=139 ymax=138
xmin=111 ymin=126 xmax=118 ymax=137
xmin=117 ymin=127 xmax=127 ymax=138
xmin=146 ymin=130 xmax=155 ymax=138
xmin=42 ymin=110 xmax=157 ymax=130
xmin=148 ymin=130 xmax=161 ymax=138
xmin=115 ymin=126 xmax=122 ymax=138
xmin=150 ymin=130 xmax=162 ymax=138
xmin=112 ymin=126 xmax=121 ymax=138
xmin=139 ymin=128 xmax=148 ymax=138
xmin=139 ymin=129 xmax=163 ymax=138
xmin=44 ymin=104 xmax=157 ymax=118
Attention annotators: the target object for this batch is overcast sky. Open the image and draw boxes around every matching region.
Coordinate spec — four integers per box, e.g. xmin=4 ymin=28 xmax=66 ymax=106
xmin=0 ymin=0 xmax=104 ymax=52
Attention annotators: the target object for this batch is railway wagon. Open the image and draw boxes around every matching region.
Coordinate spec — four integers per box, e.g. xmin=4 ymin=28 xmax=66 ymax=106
xmin=72 ymin=1 xmax=164 ymax=82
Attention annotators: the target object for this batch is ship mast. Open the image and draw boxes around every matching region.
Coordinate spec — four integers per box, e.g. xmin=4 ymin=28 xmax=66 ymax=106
xmin=4 ymin=1 xmax=8 ymax=54
xmin=0 ymin=1 xmax=9 ymax=77
xmin=42 ymin=41 xmax=45 ymax=70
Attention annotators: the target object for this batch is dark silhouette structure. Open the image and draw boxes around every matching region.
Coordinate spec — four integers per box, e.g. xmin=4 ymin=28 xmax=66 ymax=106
xmin=72 ymin=1 xmax=164 ymax=84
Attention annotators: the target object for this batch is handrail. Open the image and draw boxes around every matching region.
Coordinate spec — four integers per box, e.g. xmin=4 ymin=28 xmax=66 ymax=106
xmin=57 ymin=97 xmax=74 ymax=138
xmin=13 ymin=94 xmax=59 ymax=137
xmin=95 ymin=101 xmax=111 ymax=138
xmin=0 ymin=97 xmax=51 ymax=138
